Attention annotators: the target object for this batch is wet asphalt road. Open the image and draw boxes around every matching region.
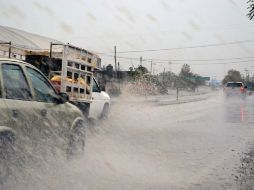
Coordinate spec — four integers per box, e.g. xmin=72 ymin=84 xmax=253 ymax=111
xmin=3 ymin=91 xmax=254 ymax=190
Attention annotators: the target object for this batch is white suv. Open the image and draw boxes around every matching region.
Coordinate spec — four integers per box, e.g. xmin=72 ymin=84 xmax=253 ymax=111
xmin=224 ymin=82 xmax=247 ymax=98
xmin=0 ymin=58 xmax=86 ymax=160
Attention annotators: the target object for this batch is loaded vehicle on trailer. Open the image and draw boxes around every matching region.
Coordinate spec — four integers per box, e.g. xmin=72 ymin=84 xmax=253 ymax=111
xmin=26 ymin=43 xmax=110 ymax=119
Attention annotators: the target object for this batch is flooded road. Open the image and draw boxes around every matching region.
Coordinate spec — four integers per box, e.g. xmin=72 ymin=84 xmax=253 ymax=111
xmin=3 ymin=91 xmax=254 ymax=190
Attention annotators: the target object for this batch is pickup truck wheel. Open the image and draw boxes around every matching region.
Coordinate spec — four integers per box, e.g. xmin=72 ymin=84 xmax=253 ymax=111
xmin=100 ymin=104 xmax=109 ymax=119
xmin=67 ymin=121 xmax=86 ymax=156
xmin=0 ymin=132 xmax=15 ymax=184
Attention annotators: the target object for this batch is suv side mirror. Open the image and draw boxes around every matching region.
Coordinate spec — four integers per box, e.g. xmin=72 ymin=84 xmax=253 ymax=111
xmin=59 ymin=92 xmax=69 ymax=103
xmin=100 ymin=85 xmax=106 ymax=92
xmin=244 ymin=86 xmax=248 ymax=89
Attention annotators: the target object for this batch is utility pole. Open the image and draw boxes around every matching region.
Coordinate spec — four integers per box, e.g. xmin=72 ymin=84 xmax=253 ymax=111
xmin=176 ymin=87 xmax=179 ymax=101
xmin=8 ymin=42 xmax=11 ymax=58
xmin=117 ymin=61 xmax=120 ymax=79
xmin=152 ymin=63 xmax=156 ymax=75
xmin=244 ymin=68 xmax=249 ymax=75
xmin=163 ymin=67 xmax=165 ymax=81
xmin=140 ymin=56 xmax=142 ymax=66
xmin=150 ymin=61 xmax=153 ymax=74
xmin=244 ymin=68 xmax=249 ymax=82
xmin=131 ymin=58 xmax=134 ymax=68
xmin=0 ymin=41 xmax=11 ymax=58
xmin=114 ymin=46 xmax=117 ymax=79
xmin=50 ymin=42 xmax=63 ymax=58
xmin=50 ymin=42 xmax=53 ymax=58
xmin=118 ymin=61 xmax=120 ymax=91
xmin=223 ymin=63 xmax=226 ymax=77
xmin=168 ymin=61 xmax=172 ymax=72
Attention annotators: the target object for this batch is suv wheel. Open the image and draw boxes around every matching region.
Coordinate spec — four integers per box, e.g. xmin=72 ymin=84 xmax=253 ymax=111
xmin=100 ymin=104 xmax=109 ymax=119
xmin=67 ymin=120 xmax=86 ymax=156
xmin=0 ymin=132 xmax=15 ymax=184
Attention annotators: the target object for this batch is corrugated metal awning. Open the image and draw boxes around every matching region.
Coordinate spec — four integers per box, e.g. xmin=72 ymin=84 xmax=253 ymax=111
xmin=0 ymin=25 xmax=62 ymax=51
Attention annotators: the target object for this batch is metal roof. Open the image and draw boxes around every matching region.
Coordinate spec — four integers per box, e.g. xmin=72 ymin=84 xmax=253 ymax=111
xmin=0 ymin=25 xmax=62 ymax=51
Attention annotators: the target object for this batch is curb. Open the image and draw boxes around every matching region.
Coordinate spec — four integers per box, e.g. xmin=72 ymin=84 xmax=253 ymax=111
xmin=156 ymin=96 xmax=209 ymax=106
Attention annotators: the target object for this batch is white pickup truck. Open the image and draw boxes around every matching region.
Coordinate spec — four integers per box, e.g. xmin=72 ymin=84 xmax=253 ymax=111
xmin=88 ymin=77 xmax=110 ymax=119
xmin=26 ymin=43 xmax=110 ymax=119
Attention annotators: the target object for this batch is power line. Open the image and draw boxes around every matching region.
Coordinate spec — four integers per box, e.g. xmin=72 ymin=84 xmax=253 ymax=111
xmin=98 ymin=39 xmax=254 ymax=54
xmin=144 ymin=56 xmax=254 ymax=62
xmin=146 ymin=59 xmax=254 ymax=65
xmin=100 ymin=53 xmax=254 ymax=63
xmin=101 ymin=54 xmax=254 ymax=66
xmin=179 ymin=59 xmax=254 ymax=66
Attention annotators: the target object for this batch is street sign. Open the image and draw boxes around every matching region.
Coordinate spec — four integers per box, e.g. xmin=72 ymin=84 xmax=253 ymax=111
xmin=186 ymin=76 xmax=210 ymax=81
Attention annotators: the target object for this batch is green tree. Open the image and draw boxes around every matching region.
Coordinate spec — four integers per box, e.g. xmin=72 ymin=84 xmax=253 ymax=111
xmin=178 ymin=64 xmax=205 ymax=90
xmin=247 ymin=0 xmax=254 ymax=20
xmin=102 ymin=64 xmax=114 ymax=77
xmin=129 ymin=65 xmax=149 ymax=79
xmin=222 ymin=69 xmax=243 ymax=84
xmin=178 ymin=64 xmax=194 ymax=88
xmin=159 ymin=71 xmax=177 ymax=87
xmin=156 ymin=71 xmax=178 ymax=93
xmin=179 ymin=64 xmax=191 ymax=78
xmin=135 ymin=65 xmax=149 ymax=75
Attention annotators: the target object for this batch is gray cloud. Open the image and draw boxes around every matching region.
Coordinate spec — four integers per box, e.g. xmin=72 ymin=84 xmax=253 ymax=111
xmin=227 ymin=0 xmax=237 ymax=7
xmin=146 ymin=14 xmax=157 ymax=23
xmin=214 ymin=33 xmax=226 ymax=43
xmin=125 ymin=41 xmax=136 ymax=48
xmin=10 ymin=5 xmax=26 ymax=19
xmin=33 ymin=1 xmax=54 ymax=17
xmin=1 ymin=10 xmax=11 ymax=18
xmin=117 ymin=6 xmax=135 ymax=23
xmin=139 ymin=36 xmax=147 ymax=44
xmin=86 ymin=12 xmax=97 ymax=22
xmin=160 ymin=0 xmax=171 ymax=11
xmin=0 ymin=4 xmax=26 ymax=24
xmin=182 ymin=31 xmax=193 ymax=40
xmin=60 ymin=22 xmax=74 ymax=34
xmin=188 ymin=20 xmax=200 ymax=31
xmin=238 ymin=44 xmax=254 ymax=56
xmin=115 ymin=14 xmax=125 ymax=23
xmin=72 ymin=0 xmax=84 ymax=4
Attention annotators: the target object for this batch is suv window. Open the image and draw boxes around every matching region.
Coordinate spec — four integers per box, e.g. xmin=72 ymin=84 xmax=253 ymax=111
xmin=2 ymin=64 xmax=32 ymax=100
xmin=26 ymin=67 xmax=58 ymax=103
xmin=226 ymin=83 xmax=243 ymax=87
xmin=0 ymin=75 xmax=1 ymax=98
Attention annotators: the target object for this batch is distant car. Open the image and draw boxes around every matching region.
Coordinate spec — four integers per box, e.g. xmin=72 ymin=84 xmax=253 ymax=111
xmin=223 ymin=82 xmax=247 ymax=98
xmin=0 ymin=58 xmax=86 ymax=159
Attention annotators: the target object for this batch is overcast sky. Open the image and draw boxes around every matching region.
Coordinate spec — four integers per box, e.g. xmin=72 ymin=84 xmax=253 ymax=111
xmin=0 ymin=0 xmax=254 ymax=79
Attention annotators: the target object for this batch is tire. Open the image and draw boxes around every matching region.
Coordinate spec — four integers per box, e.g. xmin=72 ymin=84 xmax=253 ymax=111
xmin=100 ymin=103 xmax=110 ymax=119
xmin=67 ymin=120 xmax=86 ymax=156
xmin=0 ymin=132 xmax=15 ymax=184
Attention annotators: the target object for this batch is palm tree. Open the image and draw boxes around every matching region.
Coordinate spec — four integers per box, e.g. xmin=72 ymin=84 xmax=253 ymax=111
xmin=247 ymin=0 xmax=254 ymax=20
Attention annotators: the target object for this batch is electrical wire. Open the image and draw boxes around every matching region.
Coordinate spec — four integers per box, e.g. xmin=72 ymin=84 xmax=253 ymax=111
xmin=98 ymin=39 xmax=254 ymax=54
xmin=100 ymin=53 xmax=254 ymax=64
